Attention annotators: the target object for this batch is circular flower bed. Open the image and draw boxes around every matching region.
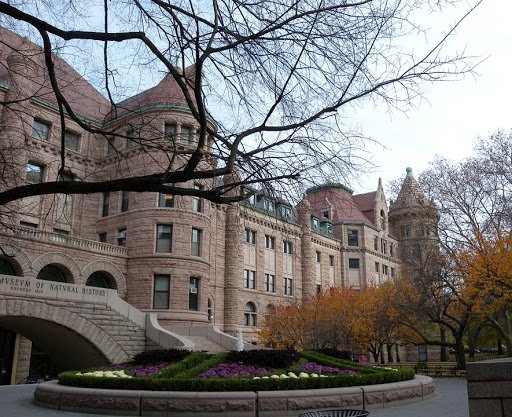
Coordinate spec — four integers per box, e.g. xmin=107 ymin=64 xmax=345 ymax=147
xmin=58 ymin=349 xmax=415 ymax=391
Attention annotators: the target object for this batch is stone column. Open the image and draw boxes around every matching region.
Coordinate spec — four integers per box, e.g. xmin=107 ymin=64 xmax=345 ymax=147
xmin=297 ymin=198 xmax=316 ymax=299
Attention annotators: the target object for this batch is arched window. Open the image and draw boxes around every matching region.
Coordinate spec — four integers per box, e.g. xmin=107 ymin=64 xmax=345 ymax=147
xmin=86 ymin=272 xmax=115 ymax=289
xmin=244 ymin=302 xmax=257 ymax=326
xmin=0 ymin=258 xmax=17 ymax=275
xmin=37 ymin=264 xmax=67 ymax=282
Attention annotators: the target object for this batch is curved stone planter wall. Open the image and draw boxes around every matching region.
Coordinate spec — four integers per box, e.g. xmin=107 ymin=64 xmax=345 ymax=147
xmin=34 ymin=375 xmax=434 ymax=416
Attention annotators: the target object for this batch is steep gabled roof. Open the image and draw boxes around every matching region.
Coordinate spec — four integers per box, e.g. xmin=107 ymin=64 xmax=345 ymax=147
xmin=106 ymin=66 xmax=198 ymax=120
xmin=353 ymin=191 xmax=376 ymax=224
xmin=305 ymin=184 xmax=373 ymax=224
xmin=0 ymin=28 xmax=111 ymax=121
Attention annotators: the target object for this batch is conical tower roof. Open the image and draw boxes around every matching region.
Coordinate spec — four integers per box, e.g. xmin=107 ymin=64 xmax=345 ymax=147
xmin=391 ymin=167 xmax=430 ymax=210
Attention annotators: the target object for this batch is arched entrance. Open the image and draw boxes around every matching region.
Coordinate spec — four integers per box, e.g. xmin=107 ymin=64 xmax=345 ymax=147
xmin=37 ymin=264 xmax=69 ymax=283
xmin=86 ymin=272 xmax=117 ymax=289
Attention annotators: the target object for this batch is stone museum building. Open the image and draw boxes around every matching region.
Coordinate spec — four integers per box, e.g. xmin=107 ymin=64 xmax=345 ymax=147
xmin=0 ymin=28 xmax=433 ymax=383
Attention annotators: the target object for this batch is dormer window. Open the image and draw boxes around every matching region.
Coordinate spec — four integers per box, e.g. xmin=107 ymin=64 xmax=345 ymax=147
xmin=278 ymin=204 xmax=292 ymax=219
xmin=262 ymin=198 xmax=274 ymax=213
xmin=323 ymin=210 xmax=329 ymax=219
xmin=325 ymin=224 xmax=332 ymax=234
xmin=241 ymin=187 xmax=256 ymax=205
xmin=312 ymin=217 xmax=320 ymax=229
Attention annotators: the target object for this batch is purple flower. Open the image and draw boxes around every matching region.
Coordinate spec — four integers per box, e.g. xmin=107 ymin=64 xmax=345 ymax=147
xmin=198 ymin=363 xmax=275 ymax=378
xmin=298 ymin=362 xmax=360 ymax=376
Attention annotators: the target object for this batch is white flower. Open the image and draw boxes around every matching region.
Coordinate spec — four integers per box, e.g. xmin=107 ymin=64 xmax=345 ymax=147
xmin=262 ymin=376 xmax=269 ymax=379
xmin=287 ymin=372 xmax=297 ymax=378
xmin=311 ymin=373 xmax=319 ymax=378
xmin=299 ymin=372 xmax=309 ymax=378
xmin=279 ymin=374 xmax=289 ymax=379
xmin=253 ymin=376 xmax=261 ymax=380
xmin=270 ymin=375 xmax=280 ymax=379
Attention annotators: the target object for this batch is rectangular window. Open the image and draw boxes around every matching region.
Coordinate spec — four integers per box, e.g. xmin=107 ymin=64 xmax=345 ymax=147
xmin=374 ymin=236 xmax=378 ymax=251
xmin=403 ymin=225 xmax=412 ymax=237
xmin=164 ymin=123 xmax=177 ymax=141
xmin=283 ymin=240 xmax=292 ymax=254
xmin=153 ymin=275 xmax=170 ymax=309
xmin=348 ymin=230 xmax=359 ymax=246
xmin=64 ymin=130 xmax=80 ymax=151
xmin=382 ymin=264 xmax=389 ymax=275
xmin=283 ymin=277 xmax=293 ymax=296
xmin=312 ymin=217 xmax=320 ymax=229
xmin=53 ymin=228 xmax=69 ymax=235
xmin=26 ymin=162 xmax=44 ymax=183
xmin=156 ymin=224 xmax=172 ymax=253
xmin=102 ymin=192 xmax=110 ymax=217
xmin=264 ymin=273 xmax=275 ymax=293
xmin=158 ymin=183 xmax=174 ymax=207
xmin=329 ymin=255 xmax=334 ymax=267
xmin=375 ymin=262 xmax=379 ymax=273
xmin=243 ymin=269 xmax=256 ymax=289
xmin=265 ymin=235 xmax=275 ymax=250
xmin=121 ymin=191 xmax=129 ymax=212
xmin=348 ymin=258 xmax=360 ymax=269
xmin=381 ymin=238 xmax=387 ymax=254
xmin=32 ymin=119 xmax=50 ymax=141
xmin=390 ymin=243 xmax=394 ymax=257
xmin=126 ymin=128 xmax=135 ymax=148
xmin=106 ymin=136 xmax=115 ymax=155
xmin=316 ymin=284 xmax=322 ymax=294
xmin=189 ymin=277 xmax=199 ymax=311
xmin=316 ymin=251 xmax=321 ymax=263
xmin=20 ymin=221 xmax=38 ymax=228
xmin=245 ymin=229 xmax=256 ymax=244
xmin=193 ymin=184 xmax=203 ymax=212
xmin=391 ymin=267 xmax=395 ymax=277
xmin=181 ymin=126 xmax=193 ymax=143
xmin=117 ymin=228 xmax=127 ymax=246
xmin=98 ymin=232 xmax=107 ymax=243
xmin=323 ymin=210 xmax=329 ymax=219
xmin=191 ymin=228 xmax=202 ymax=257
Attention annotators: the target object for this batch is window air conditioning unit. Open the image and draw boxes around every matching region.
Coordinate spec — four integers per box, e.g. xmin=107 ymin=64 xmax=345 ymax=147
xmin=117 ymin=231 xmax=127 ymax=239
xmin=190 ymin=287 xmax=198 ymax=294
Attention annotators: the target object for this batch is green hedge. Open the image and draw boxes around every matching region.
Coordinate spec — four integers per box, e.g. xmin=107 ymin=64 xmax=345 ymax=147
xmin=58 ymin=350 xmax=415 ymax=392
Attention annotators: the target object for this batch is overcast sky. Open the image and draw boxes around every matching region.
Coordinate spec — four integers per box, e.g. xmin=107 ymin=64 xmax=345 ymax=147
xmin=349 ymin=0 xmax=511 ymax=195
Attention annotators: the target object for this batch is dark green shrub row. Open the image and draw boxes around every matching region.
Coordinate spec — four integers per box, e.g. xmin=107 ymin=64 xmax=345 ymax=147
xmin=313 ymin=349 xmax=353 ymax=361
xmin=225 ymin=349 xmax=298 ymax=368
xmin=153 ymin=352 xmax=211 ymax=379
xmin=132 ymin=349 xmax=192 ymax=365
xmin=300 ymin=351 xmax=376 ymax=373
xmin=58 ymin=367 xmax=415 ymax=392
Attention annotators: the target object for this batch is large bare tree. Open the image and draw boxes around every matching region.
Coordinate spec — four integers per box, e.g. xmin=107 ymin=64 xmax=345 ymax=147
xmin=0 ymin=0 xmax=480 ymax=207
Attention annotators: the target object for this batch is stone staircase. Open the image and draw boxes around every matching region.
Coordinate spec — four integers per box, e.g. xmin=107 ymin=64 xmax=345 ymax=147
xmin=180 ymin=335 xmax=228 ymax=353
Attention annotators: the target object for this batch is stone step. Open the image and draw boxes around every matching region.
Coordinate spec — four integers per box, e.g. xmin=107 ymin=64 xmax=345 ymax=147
xmin=182 ymin=336 xmax=228 ymax=353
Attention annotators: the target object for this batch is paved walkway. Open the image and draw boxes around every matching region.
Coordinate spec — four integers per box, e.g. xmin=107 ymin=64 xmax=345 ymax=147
xmin=0 ymin=378 xmax=468 ymax=417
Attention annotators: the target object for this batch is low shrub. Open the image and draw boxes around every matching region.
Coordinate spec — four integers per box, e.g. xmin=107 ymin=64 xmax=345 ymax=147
xmin=313 ymin=348 xmax=353 ymax=361
xmin=225 ymin=349 xmax=298 ymax=368
xmin=132 ymin=349 xmax=192 ymax=365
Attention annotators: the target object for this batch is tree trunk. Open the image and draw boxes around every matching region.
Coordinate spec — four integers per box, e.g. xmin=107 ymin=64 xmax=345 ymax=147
xmin=454 ymin=337 xmax=466 ymax=370
xmin=498 ymin=336 xmax=503 ymax=355
xmin=395 ymin=344 xmax=401 ymax=363
xmin=440 ymin=327 xmax=449 ymax=361
xmin=380 ymin=347 xmax=385 ymax=364
xmin=387 ymin=344 xmax=394 ymax=363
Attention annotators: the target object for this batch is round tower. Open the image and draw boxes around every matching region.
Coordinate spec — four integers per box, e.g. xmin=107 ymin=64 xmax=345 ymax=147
xmin=388 ymin=167 xmax=439 ymax=273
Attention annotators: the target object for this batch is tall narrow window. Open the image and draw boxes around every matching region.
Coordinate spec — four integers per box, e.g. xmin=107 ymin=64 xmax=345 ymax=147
xmin=390 ymin=243 xmax=394 ymax=257
xmin=382 ymin=265 xmax=389 ymax=275
xmin=26 ymin=162 xmax=44 ymax=183
xmin=265 ymin=235 xmax=275 ymax=250
xmin=243 ymin=269 xmax=256 ymax=289
xmin=283 ymin=240 xmax=292 ymax=254
xmin=64 ymin=130 xmax=80 ymax=151
xmin=245 ymin=229 xmax=256 ymax=244
xmin=264 ymin=273 xmax=275 ymax=293
xmin=191 ymin=228 xmax=202 ymax=256
xmin=193 ymin=184 xmax=203 ymax=212
xmin=348 ymin=230 xmax=359 ymax=246
xmin=117 ymin=228 xmax=127 ymax=246
xmin=374 ymin=236 xmax=378 ymax=251
xmin=164 ymin=123 xmax=177 ymax=141
xmin=159 ymin=183 xmax=174 ymax=207
xmin=102 ymin=192 xmax=110 ymax=217
xmin=156 ymin=224 xmax=172 ymax=253
xmin=381 ymin=239 xmax=387 ymax=254
xmin=181 ymin=126 xmax=192 ymax=143
xmin=329 ymin=255 xmax=334 ymax=267
xmin=316 ymin=251 xmax=321 ymax=263
xmin=283 ymin=277 xmax=293 ymax=296
xmin=404 ymin=225 xmax=412 ymax=237
xmin=126 ymin=128 xmax=135 ymax=148
xmin=121 ymin=191 xmax=129 ymax=212
xmin=32 ymin=119 xmax=50 ymax=141
xmin=189 ymin=277 xmax=199 ymax=311
xmin=244 ymin=302 xmax=257 ymax=326
xmin=106 ymin=136 xmax=115 ymax=155
xmin=153 ymin=275 xmax=170 ymax=309
xmin=375 ymin=262 xmax=380 ymax=273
